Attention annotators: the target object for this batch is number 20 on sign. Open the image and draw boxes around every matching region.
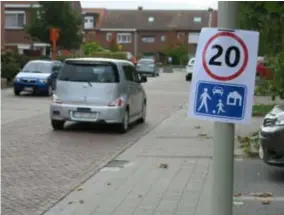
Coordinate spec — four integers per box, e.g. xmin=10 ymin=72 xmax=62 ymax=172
xmin=188 ymin=28 xmax=259 ymax=124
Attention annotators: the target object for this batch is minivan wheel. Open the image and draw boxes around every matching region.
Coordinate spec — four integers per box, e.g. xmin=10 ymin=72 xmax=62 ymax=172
xmin=51 ymin=120 xmax=65 ymax=130
xmin=118 ymin=110 xmax=129 ymax=133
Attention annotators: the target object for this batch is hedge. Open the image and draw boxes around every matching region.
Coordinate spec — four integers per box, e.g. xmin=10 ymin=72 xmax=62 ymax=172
xmin=1 ymin=51 xmax=129 ymax=81
xmin=87 ymin=51 xmax=127 ymax=60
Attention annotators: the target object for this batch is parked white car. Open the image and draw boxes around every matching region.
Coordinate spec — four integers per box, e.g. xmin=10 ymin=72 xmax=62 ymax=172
xmin=185 ymin=57 xmax=195 ymax=81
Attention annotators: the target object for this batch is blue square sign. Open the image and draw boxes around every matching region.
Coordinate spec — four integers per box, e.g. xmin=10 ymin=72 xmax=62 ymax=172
xmin=194 ymin=81 xmax=247 ymax=120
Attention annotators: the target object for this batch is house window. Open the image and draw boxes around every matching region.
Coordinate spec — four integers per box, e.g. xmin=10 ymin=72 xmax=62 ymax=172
xmin=160 ymin=35 xmax=166 ymax=42
xmin=148 ymin=17 xmax=155 ymax=22
xmin=177 ymin=32 xmax=185 ymax=39
xmin=84 ymin=16 xmax=94 ymax=29
xmin=106 ymin=32 xmax=113 ymax=41
xmin=193 ymin=17 xmax=202 ymax=23
xmin=117 ymin=33 xmax=132 ymax=44
xmin=141 ymin=36 xmax=155 ymax=43
xmin=5 ymin=11 xmax=26 ymax=29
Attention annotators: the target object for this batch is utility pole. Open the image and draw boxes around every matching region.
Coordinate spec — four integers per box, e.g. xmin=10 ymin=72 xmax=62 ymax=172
xmin=211 ymin=2 xmax=238 ymax=215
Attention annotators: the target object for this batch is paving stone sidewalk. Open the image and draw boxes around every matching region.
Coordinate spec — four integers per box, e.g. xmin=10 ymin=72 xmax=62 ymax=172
xmin=43 ymin=107 xmax=265 ymax=215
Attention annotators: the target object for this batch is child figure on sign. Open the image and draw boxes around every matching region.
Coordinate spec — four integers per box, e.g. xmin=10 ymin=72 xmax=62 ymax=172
xmin=216 ymin=99 xmax=225 ymax=114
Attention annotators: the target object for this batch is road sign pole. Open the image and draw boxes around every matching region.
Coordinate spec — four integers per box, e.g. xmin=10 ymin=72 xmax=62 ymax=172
xmin=211 ymin=2 xmax=238 ymax=215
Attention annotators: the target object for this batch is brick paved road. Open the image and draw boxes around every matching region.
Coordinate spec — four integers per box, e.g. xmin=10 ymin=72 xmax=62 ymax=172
xmin=1 ymin=71 xmax=189 ymax=215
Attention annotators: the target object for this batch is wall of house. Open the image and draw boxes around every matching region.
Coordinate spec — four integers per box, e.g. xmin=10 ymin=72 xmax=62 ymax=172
xmin=1 ymin=2 xmax=5 ymax=49
xmin=85 ymin=30 xmax=198 ymax=62
xmin=3 ymin=1 xmax=82 ymax=50
xmin=94 ymin=31 xmax=135 ymax=53
xmin=4 ymin=7 xmax=32 ymax=45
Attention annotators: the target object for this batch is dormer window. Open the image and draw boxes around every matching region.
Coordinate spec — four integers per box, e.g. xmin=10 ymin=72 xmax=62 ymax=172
xmin=148 ymin=17 xmax=154 ymax=22
xmin=193 ymin=17 xmax=202 ymax=23
xmin=84 ymin=16 xmax=94 ymax=29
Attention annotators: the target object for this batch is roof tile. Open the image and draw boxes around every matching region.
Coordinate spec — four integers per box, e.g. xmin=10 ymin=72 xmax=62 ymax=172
xmin=100 ymin=9 xmax=212 ymax=30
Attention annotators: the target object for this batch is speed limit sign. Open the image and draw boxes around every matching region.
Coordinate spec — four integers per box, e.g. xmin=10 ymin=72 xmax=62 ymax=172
xmin=188 ymin=28 xmax=259 ymax=124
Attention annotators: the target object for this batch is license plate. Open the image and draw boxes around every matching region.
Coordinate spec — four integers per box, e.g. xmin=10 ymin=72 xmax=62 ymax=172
xmin=72 ymin=111 xmax=98 ymax=119
xmin=24 ymin=87 xmax=33 ymax=92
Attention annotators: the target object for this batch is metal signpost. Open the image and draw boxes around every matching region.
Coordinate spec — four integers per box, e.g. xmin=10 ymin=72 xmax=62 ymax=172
xmin=188 ymin=2 xmax=259 ymax=215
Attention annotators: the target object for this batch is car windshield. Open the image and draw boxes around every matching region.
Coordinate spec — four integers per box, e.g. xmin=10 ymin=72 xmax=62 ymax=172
xmin=21 ymin=61 xmax=52 ymax=73
xmin=58 ymin=61 xmax=119 ymax=83
xmin=138 ymin=59 xmax=154 ymax=65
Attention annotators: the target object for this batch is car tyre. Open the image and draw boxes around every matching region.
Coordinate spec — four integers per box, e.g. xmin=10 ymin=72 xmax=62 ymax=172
xmin=51 ymin=120 xmax=65 ymax=130
xmin=46 ymin=85 xmax=53 ymax=96
xmin=138 ymin=102 xmax=146 ymax=123
xmin=14 ymin=89 xmax=20 ymax=96
xmin=118 ymin=109 xmax=129 ymax=133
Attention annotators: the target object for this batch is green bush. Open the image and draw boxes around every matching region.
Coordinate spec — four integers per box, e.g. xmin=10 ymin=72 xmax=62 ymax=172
xmin=83 ymin=42 xmax=104 ymax=55
xmin=87 ymin=52 xmax=128 ymax=60
xmin=1 ymin=51 xmax=21 ymax=81
xmin=267 ymin=52 xmax=284 ymax=100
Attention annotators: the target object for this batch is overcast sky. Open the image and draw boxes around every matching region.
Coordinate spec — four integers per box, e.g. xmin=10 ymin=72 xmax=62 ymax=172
xmin=81 ymin=0 xmax=218 ymax=10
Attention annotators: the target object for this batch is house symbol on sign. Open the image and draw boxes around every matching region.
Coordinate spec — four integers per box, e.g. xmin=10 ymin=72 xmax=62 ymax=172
xmin=226 ymin=91 xmax=242 ymax=106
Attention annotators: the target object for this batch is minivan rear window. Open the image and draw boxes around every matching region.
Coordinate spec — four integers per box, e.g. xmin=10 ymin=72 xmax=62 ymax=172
xmin=58 ymin=61 xmax=120 ymax=83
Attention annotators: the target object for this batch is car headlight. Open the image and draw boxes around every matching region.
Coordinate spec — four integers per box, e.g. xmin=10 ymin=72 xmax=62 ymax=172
xmin=275 ymin=113 xmax=284 ymax=126
xmin=14 ymin=77 xmax=20 ymax=82
xmin=52 ymin=94 xmax=61 ymax=104
xmin=275 ymin=120 xmax=284 ymax=126
xmin=39 ymin=79 xmax=48 ymax=83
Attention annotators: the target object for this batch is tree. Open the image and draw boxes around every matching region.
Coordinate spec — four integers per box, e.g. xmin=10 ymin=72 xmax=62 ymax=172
xmin=109 ymin=34 xmax=118 ymax=52
xmin=25 ymin=1 xmax=82 ymax=50
xmin=83 ymin=42 xmax=104 ymax=56
xmin=163 ymin=39 xmax=188 ymax=65
xmin=238 ymin=2 xmax=284 ymax=100
xmin=237 ymin=1 xmax=284 ymax=56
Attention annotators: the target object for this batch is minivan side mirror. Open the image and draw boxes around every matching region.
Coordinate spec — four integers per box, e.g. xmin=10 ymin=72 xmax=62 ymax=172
xmin=140 ymin=75 xmax=147 ymax=83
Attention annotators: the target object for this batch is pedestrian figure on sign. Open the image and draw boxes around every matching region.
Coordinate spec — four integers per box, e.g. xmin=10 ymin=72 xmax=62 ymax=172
xmin=217 ymin=99 xmax=225 ymax=114
xmin=198 ymin=88 xmax=211 ymax=113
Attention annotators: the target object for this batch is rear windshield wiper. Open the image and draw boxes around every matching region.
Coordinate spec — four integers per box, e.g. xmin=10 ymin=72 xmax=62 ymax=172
xmin=87 ymin=81 xmax=92 ymax=87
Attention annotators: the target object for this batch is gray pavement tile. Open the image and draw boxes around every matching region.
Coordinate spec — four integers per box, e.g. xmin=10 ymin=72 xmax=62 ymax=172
xmin=115 ymin=158 xmax=185 ymax=215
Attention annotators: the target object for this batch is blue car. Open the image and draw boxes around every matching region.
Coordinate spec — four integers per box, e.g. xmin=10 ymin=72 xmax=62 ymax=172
xmin=13 ymin=60 xmax=61 ymax=96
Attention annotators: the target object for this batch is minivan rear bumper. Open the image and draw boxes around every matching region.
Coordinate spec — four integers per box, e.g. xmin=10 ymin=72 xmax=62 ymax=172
xmin=50 ymin=103 xmax=125 ymax=123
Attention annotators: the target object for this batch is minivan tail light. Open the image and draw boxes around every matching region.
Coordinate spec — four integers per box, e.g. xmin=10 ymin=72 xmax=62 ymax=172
xmin=108 ymin=97 xmax=125 ymax=107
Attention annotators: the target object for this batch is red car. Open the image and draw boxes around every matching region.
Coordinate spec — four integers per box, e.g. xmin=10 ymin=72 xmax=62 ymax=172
xmin=256 ymin=57 xmax=272 ymax=80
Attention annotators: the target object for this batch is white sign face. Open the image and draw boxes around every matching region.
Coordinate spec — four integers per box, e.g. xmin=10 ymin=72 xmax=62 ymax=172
xmin=188 ymin=28 xmax=259 ymax=124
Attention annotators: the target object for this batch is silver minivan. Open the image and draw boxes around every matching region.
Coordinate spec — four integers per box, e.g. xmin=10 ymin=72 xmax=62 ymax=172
xmin=50 ymin=58 xmax=148 ymax=133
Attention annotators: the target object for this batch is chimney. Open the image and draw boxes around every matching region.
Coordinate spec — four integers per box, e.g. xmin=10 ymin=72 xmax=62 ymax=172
xmin=138 ymin=6 xmax=143 ymax=11
xmin=208 ymin=8 xmax=213 ymax=27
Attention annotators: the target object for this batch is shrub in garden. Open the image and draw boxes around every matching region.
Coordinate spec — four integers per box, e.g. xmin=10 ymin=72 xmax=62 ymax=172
xmin=88 ymin=52 xmax=128 ymax=60
xmin=1 ymin=51 xmax=21 ymax=82
xmin=82 ymin=42 xmax=104 ymax=55
xmin=267 ymin=52 xmax=284 ymax=100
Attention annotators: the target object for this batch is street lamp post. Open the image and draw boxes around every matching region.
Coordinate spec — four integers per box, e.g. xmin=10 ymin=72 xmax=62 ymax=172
xmin=211 ymin=2 xmax=239 ymax=215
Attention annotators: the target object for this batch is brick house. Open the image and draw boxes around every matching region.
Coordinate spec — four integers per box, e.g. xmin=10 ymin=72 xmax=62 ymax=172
xmin=1 ymin=1 xmax=82 ymax=55
xmin=83 ymin=7 xmax=217 ymax=62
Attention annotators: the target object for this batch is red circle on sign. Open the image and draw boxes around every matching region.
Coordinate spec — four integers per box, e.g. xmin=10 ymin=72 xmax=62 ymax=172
xmin=202 ymin=31 xmax=248 ymax=81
